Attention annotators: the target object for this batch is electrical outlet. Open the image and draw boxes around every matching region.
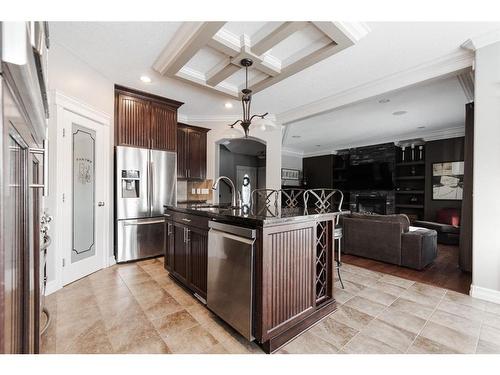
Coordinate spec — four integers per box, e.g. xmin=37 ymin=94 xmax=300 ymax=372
xmin=196 ymin=188 xmax=202 ymax=194
xmin=191 ymin=188 xmax=196 ymax=194
xmin=201 ymin=188 xmax=209 ymax=194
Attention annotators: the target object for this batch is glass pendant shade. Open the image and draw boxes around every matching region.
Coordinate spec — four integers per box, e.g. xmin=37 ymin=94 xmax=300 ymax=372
xmin=223 ymin=125 xmax=243 ymax=139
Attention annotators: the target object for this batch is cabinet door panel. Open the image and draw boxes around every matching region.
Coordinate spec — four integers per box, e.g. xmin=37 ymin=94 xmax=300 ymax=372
xmin=116 ymin=94 xmax=150 ymax=148
xmin=187 ymin=227 xmax=208 ymax=298
xmin=176 ymin=127 xmax=188 ymax=179
xmin=172 ymin=223 xmax=188 ymax=282
xmin=151 ymin=102 xmax=177 ymax=151
xmin=187 ymin=130 xmax=206 ymax=180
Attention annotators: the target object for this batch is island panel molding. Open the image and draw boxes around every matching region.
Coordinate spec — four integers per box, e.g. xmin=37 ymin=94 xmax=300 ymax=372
xmin=153 ymin=21 xmax=369 ymax=98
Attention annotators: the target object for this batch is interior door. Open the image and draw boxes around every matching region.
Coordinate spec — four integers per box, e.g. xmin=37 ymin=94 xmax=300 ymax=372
xmin=61 ymin=110 xmax=108 ymax=285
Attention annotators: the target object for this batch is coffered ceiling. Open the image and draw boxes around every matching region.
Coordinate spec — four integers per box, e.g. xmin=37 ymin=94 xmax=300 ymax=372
xmin=49 ymin=22 xmax=500 ymax=151
xmin=153 ymin=22 xmax=370 ymax=98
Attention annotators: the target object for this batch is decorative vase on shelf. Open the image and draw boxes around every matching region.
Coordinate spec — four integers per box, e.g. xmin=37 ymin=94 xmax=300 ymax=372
xmin=411 ymin=167 xmax=416 ymax=176
xmin=418 ymin=145 xmax=424 ymax=161
xmin=401 ymin=146 xmax=406 ymax=162
xmin=411 ymin=144 xmax=415 ymax=161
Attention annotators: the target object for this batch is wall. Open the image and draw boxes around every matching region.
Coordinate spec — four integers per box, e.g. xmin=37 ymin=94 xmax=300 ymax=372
xmin=188 ymin=121 xmax=282 ymax=203
xmin=218 ymin=145 xmax=263 ymax=204
xmin=282 ymin=153 xmax=303 ymax=171
xmin=424 ymin=137 xmax=464 ymax=221
xmin=471 ymin=41 xmax=500 ymax=303
xmin=45 ymin=42 xmax=114 ymax=290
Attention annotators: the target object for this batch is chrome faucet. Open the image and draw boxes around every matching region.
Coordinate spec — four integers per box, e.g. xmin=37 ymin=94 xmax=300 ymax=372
xmin=212 ymin=176 xmax=241 ymax=208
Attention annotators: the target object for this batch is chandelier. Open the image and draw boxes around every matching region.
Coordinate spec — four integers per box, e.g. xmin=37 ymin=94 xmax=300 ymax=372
xmin=228 ymin=58 xmax=268 ymax=138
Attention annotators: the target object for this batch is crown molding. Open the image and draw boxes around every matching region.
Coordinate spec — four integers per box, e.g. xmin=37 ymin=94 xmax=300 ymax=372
xmin=462 ymin=29 xmax=500 ymax=51
xmin=281 ymin=147 xmax=304 ymax=157
xmin=180 ymin=113 xmax=278 ymax=124
xmin=278 ymin=49 xmax=473 ymax=125
xmin=296 ymin=125 xmax=465 ymax=158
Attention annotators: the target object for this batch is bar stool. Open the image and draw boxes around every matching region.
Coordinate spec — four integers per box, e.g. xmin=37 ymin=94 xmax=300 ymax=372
xmin=281 ymin=188 xmax=305 ymax=208
xmin=303 ymin=189 xmax=345 ymax=289
xmin=251 ymin=189 xmax=279 ymax=215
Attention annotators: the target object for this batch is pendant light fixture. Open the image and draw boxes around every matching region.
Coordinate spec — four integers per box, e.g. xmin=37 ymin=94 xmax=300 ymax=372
xmin=228 ymin=58 xmax=268 ymax=138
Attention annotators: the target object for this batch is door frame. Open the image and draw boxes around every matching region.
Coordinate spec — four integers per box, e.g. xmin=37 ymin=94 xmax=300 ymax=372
xmin=48 ymin=91 xmax=111 ymax=293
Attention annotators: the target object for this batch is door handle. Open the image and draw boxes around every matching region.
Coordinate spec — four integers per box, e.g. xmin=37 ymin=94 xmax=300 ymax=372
xmin=167 ymin=222 xmax=172 ymax=235
xmin=98 ymin=201 xmax=105 ymax=207
xmin=186 ymin=228 xmax=190 ymax=242
xmin=28 ymin=140 xmax=48 ymax=196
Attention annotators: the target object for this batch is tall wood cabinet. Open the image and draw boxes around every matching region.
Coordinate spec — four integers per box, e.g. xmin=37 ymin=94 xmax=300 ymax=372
xmin=115 ymin=85 xmax=183 ymax=151
xmin=177 ymin=123 xmax=209 ymax=180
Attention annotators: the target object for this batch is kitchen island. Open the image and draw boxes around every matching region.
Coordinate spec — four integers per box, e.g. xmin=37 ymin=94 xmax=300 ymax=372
xmin=163 ymin=203 xmax=345 ymax=353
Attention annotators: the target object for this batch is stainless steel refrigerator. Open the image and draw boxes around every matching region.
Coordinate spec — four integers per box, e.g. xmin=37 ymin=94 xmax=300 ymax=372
xmin=115 ymin=146 xmax=176 ymax=262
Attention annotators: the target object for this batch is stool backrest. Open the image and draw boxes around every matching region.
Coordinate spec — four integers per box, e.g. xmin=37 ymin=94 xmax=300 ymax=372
xmin=281 ymin=189 xmax=305 ymax=208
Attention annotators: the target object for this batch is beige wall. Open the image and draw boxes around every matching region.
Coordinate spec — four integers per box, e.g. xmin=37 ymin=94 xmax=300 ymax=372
xmin=45 ymin=42 xmax=114 ymax=289
xmin=471 ymin=41 xmax=500 ymax=303
xmin=188 ymin=121 xmax=282 ymax=202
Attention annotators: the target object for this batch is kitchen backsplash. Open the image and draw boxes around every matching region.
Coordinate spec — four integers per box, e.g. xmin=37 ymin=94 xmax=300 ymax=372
xmin=177 ymin=179 xmax=213 ymax=203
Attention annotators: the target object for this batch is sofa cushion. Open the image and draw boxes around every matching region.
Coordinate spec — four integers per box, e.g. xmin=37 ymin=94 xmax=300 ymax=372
xmin=347 ymin=213 xmax=410 ymax=232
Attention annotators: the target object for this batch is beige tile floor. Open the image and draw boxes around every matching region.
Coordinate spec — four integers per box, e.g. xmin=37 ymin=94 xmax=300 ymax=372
xmin=41 ymin=258 xmax=500 ymax=354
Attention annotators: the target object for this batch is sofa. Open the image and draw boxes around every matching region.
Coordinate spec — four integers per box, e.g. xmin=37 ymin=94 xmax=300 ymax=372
xmin=413 ymin=208 xmax=460 ymax=245
xmin=341 ymin=213 xmax=438 ymax=270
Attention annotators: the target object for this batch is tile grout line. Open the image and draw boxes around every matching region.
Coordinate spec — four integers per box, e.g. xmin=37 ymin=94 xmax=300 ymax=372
xmin=336 ymin=273 xmax=416 ymax=353
xmin=403 ymin=289 xmax=448 ymax=354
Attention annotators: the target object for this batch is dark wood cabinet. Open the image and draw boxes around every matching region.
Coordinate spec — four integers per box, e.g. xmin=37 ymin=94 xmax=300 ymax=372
xmin=187 ymin=227 xmax=208 ymax=297
xmin=150 ymin=101 xmax=177 ymax=151
xmin=115 ymin=85 xmax=183 ymax=151
xmin=176 ymin=127 xmax=188 ymax=179
xmin=115 ymin=93 xmax=151 ymax=148
xmin=177 ymin=123 xmax=209 ymax=180
xmin=164 ymin=210 xmax=208 ymax=300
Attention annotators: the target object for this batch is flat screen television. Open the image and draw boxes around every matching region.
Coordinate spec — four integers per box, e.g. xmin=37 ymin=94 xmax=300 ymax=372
xmin=347 ymin=162 xmax=394 ymax=190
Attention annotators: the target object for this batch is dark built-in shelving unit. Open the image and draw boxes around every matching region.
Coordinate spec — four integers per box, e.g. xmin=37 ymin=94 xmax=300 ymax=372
xmin=395 ymin=145 xmax=426 ymax=221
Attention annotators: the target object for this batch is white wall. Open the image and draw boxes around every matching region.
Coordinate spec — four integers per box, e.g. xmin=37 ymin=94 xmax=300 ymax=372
xmin=45 ymin=42 xmax=114 ymax=291
xmin=188 ymin=121 xmax=282 ymax=202
xmin=282 ymin=152 xmax=303 ymax=171
xmin=471 ymin=41 xmax=500 ymax=304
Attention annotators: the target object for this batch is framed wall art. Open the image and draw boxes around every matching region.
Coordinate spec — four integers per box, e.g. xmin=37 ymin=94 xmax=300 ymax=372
xmin=432 ymin=161 xmax=464 ymax=200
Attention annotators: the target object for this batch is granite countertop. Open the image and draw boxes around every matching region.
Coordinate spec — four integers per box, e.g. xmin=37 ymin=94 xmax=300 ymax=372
xmin=165 ymin=203 xmax=348 ymax=227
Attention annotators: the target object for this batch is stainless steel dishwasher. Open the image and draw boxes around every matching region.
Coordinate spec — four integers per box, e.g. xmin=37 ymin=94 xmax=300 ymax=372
xmin=207 ymin=221 xmax=256 ymax=341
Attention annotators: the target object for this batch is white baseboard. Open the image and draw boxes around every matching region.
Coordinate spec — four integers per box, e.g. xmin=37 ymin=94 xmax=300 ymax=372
xmin=108 ymin=255 xmax=116 ymax=267
xmin=45 ymin=280 xmax=61 ymax=296
xmin=470 ymin=284 xmax=500 ymax=304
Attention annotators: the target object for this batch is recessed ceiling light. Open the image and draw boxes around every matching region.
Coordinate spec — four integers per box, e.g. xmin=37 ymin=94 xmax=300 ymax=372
xmin=224 ymin=102 xmax=233 ymax=109
xmin=140 ymin=75 xmax=152 ymax=83
xmin=292 ymin=135 xmax=301 ymax=138
xmin=417 ymin=126 xmax=426 ymax=129
xmin=392 ymin=110 xmax=407 ymax=116
xmin=379 ymin=98 xmax=390 ymax=104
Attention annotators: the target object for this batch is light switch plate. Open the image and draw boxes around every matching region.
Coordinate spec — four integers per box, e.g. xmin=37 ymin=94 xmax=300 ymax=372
xmin=201 ymin=188 xmax=209 ymax=194
xmin=196 ymin=188 xmax=202 ymax=194
xmin=191 ymin=188 xmax=196 ymax=194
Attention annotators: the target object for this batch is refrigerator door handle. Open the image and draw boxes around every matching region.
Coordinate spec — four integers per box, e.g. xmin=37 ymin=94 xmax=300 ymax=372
xmin=150 ymin=159 xmax=154 ymax=214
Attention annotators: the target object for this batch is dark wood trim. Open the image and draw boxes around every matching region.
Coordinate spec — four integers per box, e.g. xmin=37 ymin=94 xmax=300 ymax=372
xmin=459 ymin=102 xmax=474 ymax=272
xmin=177 ymin=122 xmax=210 ymax=133
xmin=114 ymin=84 xmax=184 ymax=109
xmin=261 ymin=300 xmax=337 ymax=353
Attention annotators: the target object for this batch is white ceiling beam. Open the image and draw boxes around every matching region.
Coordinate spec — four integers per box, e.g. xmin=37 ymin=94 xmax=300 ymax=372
xmin=205 ymin=58 xmax=240 ymax=87
xmin=207 ymin=28 xmax=241 ymax=56
xmin=251 ymin=21 xmax=309 ymax=56
xmin=153 ymin=22 xmax=226 ymax=76
xmin=250 ymin=42 xmax=344 ymax=95
xmin=277 ymin=50 xmax=474 ymax=125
